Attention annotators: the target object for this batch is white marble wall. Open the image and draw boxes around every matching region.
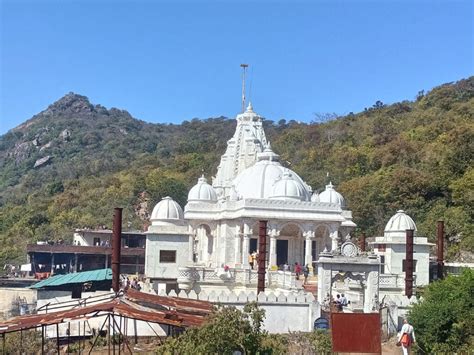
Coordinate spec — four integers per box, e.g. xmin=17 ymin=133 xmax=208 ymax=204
xmin=145 ymin=234 xmax=189 ymax=279
xmin=161 ymin=288 xmax=320 ymax=333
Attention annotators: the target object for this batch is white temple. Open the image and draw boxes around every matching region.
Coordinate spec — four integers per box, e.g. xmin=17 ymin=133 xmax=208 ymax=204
xmin=372 ymin=210 xmax=434 ymax=286
xmin=145 ymin=103 xmax=356 ymax=293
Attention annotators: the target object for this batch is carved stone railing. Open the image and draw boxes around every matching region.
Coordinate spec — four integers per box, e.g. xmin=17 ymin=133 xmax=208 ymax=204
xmin=178 ymin=266 xmax=260 ymax=289
xmin=267 ymin=270 xmax=298 ymax=289
xmin=178 ymin=266 xmax=302 ymax=290
xmin=379 ymin=274 xmax=416 ymax=289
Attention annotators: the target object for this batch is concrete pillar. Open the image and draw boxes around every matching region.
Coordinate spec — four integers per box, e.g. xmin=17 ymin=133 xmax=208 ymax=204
xmin=241 ymin=222 xmax=251 ymax=266
xmin=188 ymin=234 xmax=194 ymax=262
xmin=234 ymin=226 xmax=242 ymax=267
xmin=304 ymin=232 xmax=314 ymax=267
xmin=73 ymin=254 xmax=78 ymax=273
xmin=317 ymin=252 xmax=333 ymax=305
xmin=50 ymin=254 xmax=55 ymax=275
xmin=330 ymin=228 xmax=339 ymax=251
xmin=269 ymin=233 xmax=277 ymax=268
xmin=242 ymin=235 xmax=250 ymax=265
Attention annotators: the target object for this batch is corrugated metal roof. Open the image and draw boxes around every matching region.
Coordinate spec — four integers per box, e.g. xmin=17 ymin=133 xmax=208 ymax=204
xmin=30 ymin=268 xmax=112 ymax=289
xmin=26 ymin=244 xmax=145 ymax=256
xmin=0 ymin=290 xmax=213 ymax=333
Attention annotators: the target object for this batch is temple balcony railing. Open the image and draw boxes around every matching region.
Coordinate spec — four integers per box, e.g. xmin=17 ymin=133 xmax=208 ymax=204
xmin=267 ymin=270 xmax=298 ymax=289
xmin=177 ymin=266 xmax=302 ymax=290
xmin=379 ymin=273 xmax=416 ymax=290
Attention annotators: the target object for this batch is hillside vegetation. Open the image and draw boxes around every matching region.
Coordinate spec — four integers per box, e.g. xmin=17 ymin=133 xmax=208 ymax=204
xmin=0 ymin=78 xmax=473 ymax=265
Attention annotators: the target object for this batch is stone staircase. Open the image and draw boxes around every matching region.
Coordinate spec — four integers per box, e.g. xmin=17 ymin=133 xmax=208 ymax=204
xmin=303 ymin=275 xmax=318 ymax=298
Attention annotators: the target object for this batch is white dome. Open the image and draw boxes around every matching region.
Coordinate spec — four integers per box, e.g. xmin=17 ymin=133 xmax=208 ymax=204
xmin=150 ymin=196 xmax=184 ymax=224
xmin=270 ymin=170 xmax=308 ymax=201
xmin=233 ymin=148 xmax=311 ymax=200
xmin=318 ymin=182 xmax=345 ymax=207
xmin=188 ymin=175 xmax=217 ymax=202
xmin=311 ymin=192 xmax=320 ymax=202
xmin=384 ymin=210 xmax=417 ymax=238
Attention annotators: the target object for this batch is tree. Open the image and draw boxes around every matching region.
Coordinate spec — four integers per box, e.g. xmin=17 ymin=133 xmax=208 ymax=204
xmin=408 ymin=269 xmax=474 ymax=353
xmin=156 ymin=302 xmax=332 ymax=355
xmin=156 ymin=302 xmax=266 ymax=354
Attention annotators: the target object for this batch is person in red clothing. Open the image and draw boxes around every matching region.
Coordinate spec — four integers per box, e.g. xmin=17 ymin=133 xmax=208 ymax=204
xmin=294 ymin=262 xmax=302 ymax=280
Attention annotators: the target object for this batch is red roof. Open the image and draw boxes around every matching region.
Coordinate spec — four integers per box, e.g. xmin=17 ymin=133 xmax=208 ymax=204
xmin=0 ymin=290 xmax=213 ymax=334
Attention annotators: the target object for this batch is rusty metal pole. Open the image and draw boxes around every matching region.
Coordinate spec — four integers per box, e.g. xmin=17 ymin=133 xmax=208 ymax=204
xmin=437 ymin=220 xmax=445 ymax=280
xmin=41 ymin=325 xmax=45 ymax=355
xmin=112 ymin=208 xmax=123 ymax=294
xmin=56 ymin=323 xmax=60 ymax=354
xmin=359 ymin=233 xmax=366 ymax=252
xmin=405 ymin=229 xmax=414 ymax=299
xmin=257 ymin=221 xmax=267 ymax=294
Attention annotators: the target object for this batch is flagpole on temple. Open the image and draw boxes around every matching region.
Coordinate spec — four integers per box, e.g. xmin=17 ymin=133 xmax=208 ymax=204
xmin=240 ymin=64 xmax=249 ymax=112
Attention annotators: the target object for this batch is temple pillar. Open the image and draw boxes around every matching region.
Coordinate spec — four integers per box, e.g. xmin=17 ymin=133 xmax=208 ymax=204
xmin=242 ymin=235 xmax=250 ymax=265
xmin=234 ymin=225 xmax=242 ymax=266
xmin=241 ymin=222 xmax=251 ymax=266
xmin=330 ymin=227 xmax=339 ymax=251
xmin=269 ymin=232 xmax=277 ymax=268
xmin=188 ymin=234 xmax=194 ymax=263
xmin=304 ymin=231 xmax=314 ymax=267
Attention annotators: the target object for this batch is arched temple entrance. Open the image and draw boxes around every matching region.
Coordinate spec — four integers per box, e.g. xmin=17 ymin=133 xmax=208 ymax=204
xmin=195 ymin=224 xmax=213 ymax=266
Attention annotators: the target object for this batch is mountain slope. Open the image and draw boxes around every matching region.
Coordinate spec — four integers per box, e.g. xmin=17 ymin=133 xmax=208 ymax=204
xmin=0 ymin=78 xmax=473 ymax=265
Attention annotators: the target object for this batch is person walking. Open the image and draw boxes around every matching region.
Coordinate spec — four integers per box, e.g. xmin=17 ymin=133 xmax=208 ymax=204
xmin=294 ymin=262 xmax=302 ymax=280
xmin=398 ymin=318 xmax=416 ymax=355
xmin=303 ymin=264 xmax=310 ymax=284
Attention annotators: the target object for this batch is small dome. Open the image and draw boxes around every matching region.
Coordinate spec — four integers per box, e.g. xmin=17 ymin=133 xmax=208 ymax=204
xmin=318 ymin=182 xmax=345 ymax=207
xmin=188 ymin=175 xmax=218 ymax=202
xmin=311 ymin=192 xmax=320 ymax=202
xmin=150 ymin=196 xmax=184 ymax=224
xmin=233 ymin=151 xmax=311 ymax=200
xmin=384 ymin=210 xmax=417 ymax=238
xmin=270 ymin=170 xmax=308 ymax=201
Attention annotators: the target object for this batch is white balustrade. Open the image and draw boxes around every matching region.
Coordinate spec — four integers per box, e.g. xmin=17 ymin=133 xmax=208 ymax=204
xmin=379 ymin=274 xmax=416 ymax=289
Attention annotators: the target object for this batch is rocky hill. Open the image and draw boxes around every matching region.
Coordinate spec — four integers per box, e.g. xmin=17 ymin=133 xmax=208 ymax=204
xmin=0 ymin=78 xmax=473 ymax=265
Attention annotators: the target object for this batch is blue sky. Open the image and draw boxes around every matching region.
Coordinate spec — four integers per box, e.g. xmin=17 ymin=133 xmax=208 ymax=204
xmin=1 ymin=0 xmax=472 ymax=134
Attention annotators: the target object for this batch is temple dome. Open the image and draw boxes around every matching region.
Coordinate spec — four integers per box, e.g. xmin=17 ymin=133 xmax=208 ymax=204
xmin=318 ymin=182 xmax=345 ymax=207
xmin=270 ymin=170 xmax=308 ymax=201
xmin=311 ymin=192 xmax=320 ymax=202
xmin=384 ymin=210 xmax=417 ymax=238
xmin=150 ymin=196 xmax=184 ymax=225
xmin=233 ymin=147 xmax=311 ymax=200
xmin=188 ymin=175 xmax=218 ymax=202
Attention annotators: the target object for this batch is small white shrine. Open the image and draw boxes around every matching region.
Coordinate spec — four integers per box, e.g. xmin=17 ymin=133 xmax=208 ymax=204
xmin=372 ymin=210 xmax=434 ymax=287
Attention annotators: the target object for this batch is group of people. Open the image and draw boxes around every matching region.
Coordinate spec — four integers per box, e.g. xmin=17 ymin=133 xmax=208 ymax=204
xmin=248 ymin=255 xmax=312 ymax=284
xmin=293 ymin=262 xmax=310 ymax=284
xmin=121 ymin=276 xmax=142 ymax=291
xmin=248 ymin=251 xmax=259 ymax=269
xmin=334 ymin=293 xmax=348 ymax=311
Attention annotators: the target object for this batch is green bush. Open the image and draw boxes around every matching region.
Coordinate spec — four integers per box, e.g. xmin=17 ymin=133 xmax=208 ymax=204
xmin=409 ymin=268 xmax=474 ymax=353
xmin=156 ymin=303 xmax=332 ymax=355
